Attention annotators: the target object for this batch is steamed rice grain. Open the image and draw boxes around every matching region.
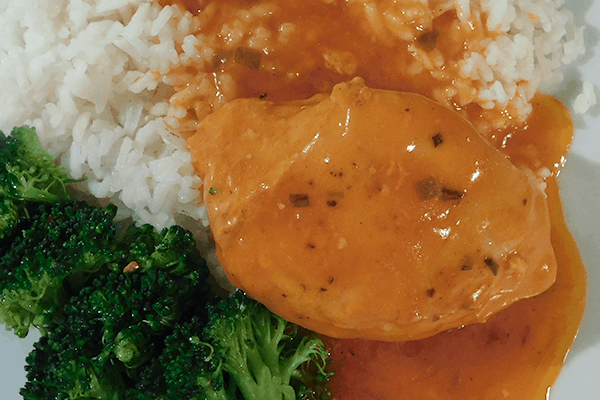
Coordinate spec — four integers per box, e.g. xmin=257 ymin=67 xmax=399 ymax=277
xmin=573 ymin=81 xmax=598 ymax=114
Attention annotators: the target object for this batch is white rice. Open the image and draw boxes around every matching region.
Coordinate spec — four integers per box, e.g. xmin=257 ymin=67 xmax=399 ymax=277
xmin=459 ymin=0 xmax=585 ymax=116
xmin=0 ymin=0 xmax=206 ymax=230
xmin=0 ymin=0 xmax=588 ymax=230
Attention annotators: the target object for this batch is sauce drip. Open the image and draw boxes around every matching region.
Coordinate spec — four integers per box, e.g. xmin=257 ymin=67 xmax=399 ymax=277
xmin=322 ymin=95 xmax=586 ymax=400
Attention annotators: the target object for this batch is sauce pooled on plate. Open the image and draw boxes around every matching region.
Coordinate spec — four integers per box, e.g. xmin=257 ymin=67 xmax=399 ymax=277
xmin=322 ymin=94 xmax=585 ymax=400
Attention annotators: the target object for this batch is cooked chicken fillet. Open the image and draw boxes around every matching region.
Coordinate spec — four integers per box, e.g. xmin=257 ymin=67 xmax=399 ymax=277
xmin=188 ymin=78 xmax=557 ymax=341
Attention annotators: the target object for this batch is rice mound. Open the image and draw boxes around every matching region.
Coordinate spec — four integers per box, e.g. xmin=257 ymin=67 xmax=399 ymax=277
xmin=0 ymin=0 xmax=206 ymax=230
xmin=0 ymin=0 xmax=587 ymax=229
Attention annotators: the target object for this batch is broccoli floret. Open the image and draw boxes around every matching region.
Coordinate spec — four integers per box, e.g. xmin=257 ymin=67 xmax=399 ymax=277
xmin=0 ymin=126 xmax=80 ymax=239
xmin=124 ymin=358 xmax=168 ymax=400
xmin=0 ymin=126 xmax=77 ymax=203
xmin=20 ymin=325 xmax=126 ymax=400
xmin=0 ymin=201 xmax=119 ymax=337
xmin=160 ymin=313 xmax=231 ymax=400
xmin=0 ymin=196 xmax=19 ymax=240
xmin=114 ymin=223 xmax=204 ymax=274
xmin=21 ymin=261 xmax=212 ymax=400
xmin=161 ymin=290 xmax=333 ymax=400
xmin=73 ymin=267 xmax=209 ymax=370
xmin=0 ymin=201 xmax=43 ymax=254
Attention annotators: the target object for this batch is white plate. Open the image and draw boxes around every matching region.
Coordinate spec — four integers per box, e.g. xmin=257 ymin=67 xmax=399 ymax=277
xmin=1 ymin=1 xmax=599 ymax=398
xmin=549 ymin=0 xmax=600 ymax=398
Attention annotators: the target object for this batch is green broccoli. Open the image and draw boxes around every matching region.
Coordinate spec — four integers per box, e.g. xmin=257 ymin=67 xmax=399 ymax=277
xmin=70 ymin=266 xmax=210 ymax=370
xmin=159 ymin=313 xmax=230 ymax=400
xmin=0 ymin=201 xmax=119 ymax=337
xmin=20 ymin=261 xmax=212 ymax=400
xmin=21 ymin=276 xmax=333 ymax=400
xmin=161 ymin=290 xmax=333 ymax=400
xmin=0 ymin=126 xmax=79 ymax=239
xmin=1 ymin=125 xmax=334 ymax=399
xmin=114 ymin=223 xmax=204 ymax=274
xmin=124 ymin=357 xmax=169 ymax=400
xmin=20 ymin=324 xmax=126 ymax=400
xmin=0 ymin=196 xmax=19 ymax=240
xmin=0 ymin=126 xmax=77 ymax=202
xmin=0 ymin=190 xmax=213 ymax=338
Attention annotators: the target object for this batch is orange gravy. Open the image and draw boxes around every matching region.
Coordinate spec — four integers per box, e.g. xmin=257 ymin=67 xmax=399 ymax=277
xmin=159 ymin=1 xmax=586 ymax=398
xmin=322 ymin=95 xmax=586 ymax=400
xmin=162 ymin=0 xmax=514 ymax=139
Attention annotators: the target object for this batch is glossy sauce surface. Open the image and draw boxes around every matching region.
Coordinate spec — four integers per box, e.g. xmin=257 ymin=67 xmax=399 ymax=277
xmin=322 ymin=95 xmax=586 ymax=399
xmin=162 ymin=0 xmax=586 ymax=397
xmin=163 ymin=0 xmax=511 ymax=138
xmin=189 ymin=79 xmax=559 ymax=341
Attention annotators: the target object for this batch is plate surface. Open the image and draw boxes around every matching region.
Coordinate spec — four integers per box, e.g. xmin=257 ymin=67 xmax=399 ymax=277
xmin=1 ymin=1 xmax=599 ymax=398
xmin=550 ymin=0 xmax=600 ymax=398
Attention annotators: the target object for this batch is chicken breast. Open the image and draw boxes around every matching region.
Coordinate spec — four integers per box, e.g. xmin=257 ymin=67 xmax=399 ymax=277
xmin=188 ymin=78 xmax=557 ymax=341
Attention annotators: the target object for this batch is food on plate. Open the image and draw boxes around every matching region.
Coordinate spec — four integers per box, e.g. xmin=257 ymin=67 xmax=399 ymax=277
xmin=189 ymin=78 xmax=557 ymax=341
xmin=0 ymin=126 xmax=79 ymax=239
xmin=0 ymin=130 xmax=331 ymax=400
xmin=0 ymin=127 xmax=209 ymax=339
xmin=21 ymin=265 xmax=332 ymax=400
xmin=323 ymin=95 xmax=586 ymax=400
xmin=0 ymin=199 xmax=119 ymax=338
xmin=164 ymin=0 xmax=584 ymax=141
xmin=0 ymin=127 xmax=117 ymax=338
xmin=0 ymin=0 xmax=207 ymax=230
xmin=160 ymin=291 xmax=333 ymax=400
xmin=0 ymin=0 xmax=592 ymax=398
xmin=22 ymin=268 xmax=208 ymax=400
xmin=0 ymin=0 xmax=584 ymax=228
